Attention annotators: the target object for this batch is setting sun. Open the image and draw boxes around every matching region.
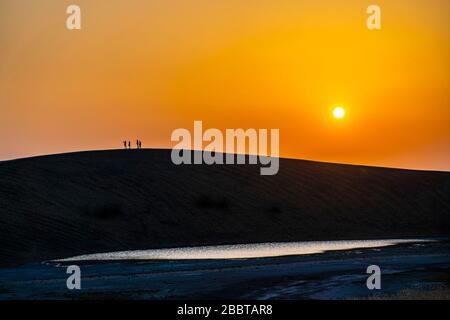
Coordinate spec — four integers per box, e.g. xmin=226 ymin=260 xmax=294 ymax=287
xmin=0 ymin=0 xmax=449 ymax=172
xmin=333 ymin=107 xmax=346 ymax=119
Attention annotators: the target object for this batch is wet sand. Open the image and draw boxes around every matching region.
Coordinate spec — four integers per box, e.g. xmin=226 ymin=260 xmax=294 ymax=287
xmin=1 ymin=240 xmax=448 ymax=300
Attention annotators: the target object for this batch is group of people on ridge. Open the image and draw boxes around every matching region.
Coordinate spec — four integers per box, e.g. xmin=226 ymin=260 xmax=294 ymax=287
xmin=123 ymin=140 xmax=142 ymax=149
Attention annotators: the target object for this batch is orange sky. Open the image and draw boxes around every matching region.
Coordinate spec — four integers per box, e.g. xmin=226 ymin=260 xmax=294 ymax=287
xmin=1 ymin=0 xmax=449 ymax=170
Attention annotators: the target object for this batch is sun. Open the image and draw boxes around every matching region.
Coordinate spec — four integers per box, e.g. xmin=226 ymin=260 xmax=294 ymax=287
xmin=333 ymin=107 xmax=346 ymax=119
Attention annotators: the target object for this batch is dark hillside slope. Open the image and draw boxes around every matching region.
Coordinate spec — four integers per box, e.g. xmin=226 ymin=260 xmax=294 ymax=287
xmin=0 ymin=149 xmax=449 ymax=266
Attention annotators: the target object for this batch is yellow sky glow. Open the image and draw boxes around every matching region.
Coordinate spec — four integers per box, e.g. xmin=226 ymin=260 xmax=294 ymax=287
xmin=0 ymin=0 xmax=449 ymax=170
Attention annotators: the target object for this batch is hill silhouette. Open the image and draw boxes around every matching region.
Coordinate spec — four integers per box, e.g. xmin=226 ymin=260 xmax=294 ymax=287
xmin=0 ymin=149 xmax=449 ymax=266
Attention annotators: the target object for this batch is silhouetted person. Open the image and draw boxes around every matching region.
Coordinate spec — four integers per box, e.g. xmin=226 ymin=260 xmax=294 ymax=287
xmin=136 ymin=139 xmax=139 ymax=149
xmin=123 ymin=141 xmax=127 ymax=149
xmin=128 ymin=141 xmax=131 ymax=149
xmin=139 ymin=140 xmax=142 ymax=149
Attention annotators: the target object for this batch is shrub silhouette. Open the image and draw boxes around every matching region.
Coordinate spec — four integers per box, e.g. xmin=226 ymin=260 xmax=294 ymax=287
xmin=194 ymin=194 xmax=229 ymax=210
xmin=268 ymin=204 xmax=282 ymax=214
xmin=84 ymin=203 xmax=123 ymax=219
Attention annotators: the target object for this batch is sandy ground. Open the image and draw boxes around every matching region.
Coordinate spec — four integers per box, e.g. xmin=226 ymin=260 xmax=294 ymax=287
xmin=1 ymin=150 xmax=449 ymax=266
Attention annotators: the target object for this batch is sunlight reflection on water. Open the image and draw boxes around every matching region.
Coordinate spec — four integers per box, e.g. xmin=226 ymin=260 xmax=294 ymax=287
xmin=55 ymin=239 xmax=434 ymax=262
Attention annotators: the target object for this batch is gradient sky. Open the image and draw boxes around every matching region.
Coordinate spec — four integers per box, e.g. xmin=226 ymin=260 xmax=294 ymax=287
xmin=1 ymin=0 xmax=449 ymax=170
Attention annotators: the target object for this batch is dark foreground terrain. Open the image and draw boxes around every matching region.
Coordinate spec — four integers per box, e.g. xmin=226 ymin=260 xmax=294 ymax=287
xmin=0 ymin=149 xmax=449 ymax=266
xmin=0 ymin=240 xmax=449 ymax=300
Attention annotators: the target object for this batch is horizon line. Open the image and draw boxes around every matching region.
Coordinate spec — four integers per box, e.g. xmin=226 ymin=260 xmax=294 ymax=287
xmin=1 ymin=148 xmax=449 ymax=174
